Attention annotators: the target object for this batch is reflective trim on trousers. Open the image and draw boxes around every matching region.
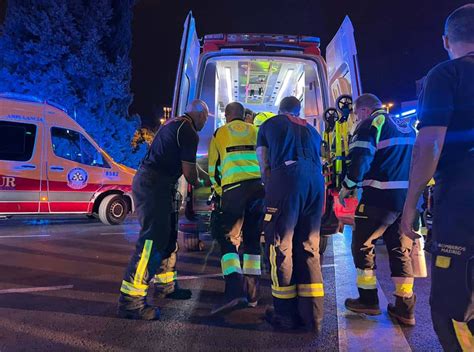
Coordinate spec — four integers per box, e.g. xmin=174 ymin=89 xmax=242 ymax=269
xmin=356 ymin=268 xmax=377 ymax=289
xmin=120 ymin=280 xmax=147 ymax=297
xmin=452 ymin=320 xmax=474 ymax=351
xmin=155 ymin=271 xmax=177 ymax=284
xmin=269 ymin=245 xmax=279 ymax=287
xmin=221 ymin=253 xmax=242 ymax=275
xmin=272 ymin=284 xmax=297 ymax=299
xmin=297 ymin=283 xmax=325 ymax=297
xmin=243 ymin=254 xmax=261 ymax=275
xmin=393 ymin=276 xmax=414 ymax=297
xmin=362 ymin=179 xmax=409 ymax=190
xmin=134 ymin=239 xmax=153 ymax=287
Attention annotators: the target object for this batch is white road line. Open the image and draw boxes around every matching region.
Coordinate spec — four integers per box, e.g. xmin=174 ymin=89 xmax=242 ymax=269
xmin=333 ymin=227 xmax=412 ymax=352
xmin=177 ymin=273 xmax=223 ymax=280
xmin=0 ymin=235 xmax=51 ymax=239
xmin=0 ymin=285 xmax=74 ymax=294
xmin=99 ymin=232 xmax=129 ymax=236
xmin=322 ymin=264 xmax=336 ymax=268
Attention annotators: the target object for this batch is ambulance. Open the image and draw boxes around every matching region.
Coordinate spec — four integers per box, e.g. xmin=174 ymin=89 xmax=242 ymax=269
xmin=173 ymin=12 xmax=362 ymax=240
xmin=0 ymin=93 xmax=136 ymax=225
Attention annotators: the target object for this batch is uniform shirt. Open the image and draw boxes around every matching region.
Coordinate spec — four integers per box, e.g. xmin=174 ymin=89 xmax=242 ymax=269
xmin=417 ymin=53 xmax=474 ymax=182
xmin=141 ymin=114 xmax=199 ymax=181
xmin=343 ymin=109 xmax=416 ymax=212
xmin=257 ymin=114 xmax=322 ymax=171
xmin=208 ymin=119 xmax=260 ymax=190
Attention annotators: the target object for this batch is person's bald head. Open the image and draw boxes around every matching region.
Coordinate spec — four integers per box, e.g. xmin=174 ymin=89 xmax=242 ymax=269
xmin=443 ymin=4 xmax=474 ymax=59
xmin=185 ymin=99 xmax=209 ymax=131
xmin=224 ymin=102 xmax=245 ymax=123
xmin=354 ymin=93 xmax=383 ymax=121
xmin=278 ymin=96 xmax=301 ymax=117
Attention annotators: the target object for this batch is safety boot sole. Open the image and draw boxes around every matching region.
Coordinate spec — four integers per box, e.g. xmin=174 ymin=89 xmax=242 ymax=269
xmin=117 ymin=306 xmax=160 ymax=321
xmin=387 ymin=304 xmax=416 ymax=326
xmin=345 ymin=299 xmax=381 ymax=316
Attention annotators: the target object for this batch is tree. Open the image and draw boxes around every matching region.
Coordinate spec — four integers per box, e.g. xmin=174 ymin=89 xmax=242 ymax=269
xmin=0 ymin=0 xmax=144 ymax=167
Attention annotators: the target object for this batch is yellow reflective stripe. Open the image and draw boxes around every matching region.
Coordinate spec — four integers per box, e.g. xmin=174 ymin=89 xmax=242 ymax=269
xmin=134 ymin=240 xmax=153 ymax=287
xmin=155 ymin=271 xmax=177 ymax=284
xmin=269 ymin=245 xmax=279 ymax=287
xmin=395 ymin=283 xmax=414 ymax=296
xmin=452 ymin=320 xmax=474 ymax=351
xmin=221 ymin=253 xmax=242 ymax=275
xmin=120 ymin=280 xmax=147 ymax=297
xmin=297 ymin=283 xmax=325 ymax=297
xmin=272 ymin=284 xmax=297 ymax=299
xmin=356 ymin=269 xmax=377 ymax=289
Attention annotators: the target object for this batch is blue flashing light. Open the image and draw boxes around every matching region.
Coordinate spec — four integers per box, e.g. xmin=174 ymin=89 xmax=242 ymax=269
xmin=401 ymin=109 xmax=416 ymax=117
xmin=395 ymin=114 xmax=400 ymax=118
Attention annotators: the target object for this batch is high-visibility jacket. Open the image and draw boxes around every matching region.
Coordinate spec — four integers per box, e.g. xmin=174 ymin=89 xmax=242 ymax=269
xmin=208 ymin=119 xmax=261 ymax=190
xmin=253 ymin=111 xmax=276 ymax=127
xmin=342 ymin=109 xmax=416 ymax=211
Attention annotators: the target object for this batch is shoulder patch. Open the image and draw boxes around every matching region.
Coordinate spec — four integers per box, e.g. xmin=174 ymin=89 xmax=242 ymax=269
xmin=371 ymin=114 xmax=386 ymax=144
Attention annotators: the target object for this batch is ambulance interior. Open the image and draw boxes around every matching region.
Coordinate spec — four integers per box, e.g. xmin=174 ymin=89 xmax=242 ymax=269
xmin=197 ymin=55 xmax=326 ymax=151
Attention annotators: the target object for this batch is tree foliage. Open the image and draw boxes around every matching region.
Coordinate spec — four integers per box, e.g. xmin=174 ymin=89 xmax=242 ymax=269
xmin=0 ymin=0 xmax=144 ymax=167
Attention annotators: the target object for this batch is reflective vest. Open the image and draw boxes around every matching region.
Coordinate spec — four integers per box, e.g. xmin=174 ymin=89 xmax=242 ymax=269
xmin=208 ymin=119 xmax=261 ymax=189
xmin=253 ymin=111 xmax=276 ymax=127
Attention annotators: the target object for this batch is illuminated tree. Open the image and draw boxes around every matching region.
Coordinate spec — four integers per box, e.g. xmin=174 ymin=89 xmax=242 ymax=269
xmin=0 ymin=0 xmax=144 ymax=167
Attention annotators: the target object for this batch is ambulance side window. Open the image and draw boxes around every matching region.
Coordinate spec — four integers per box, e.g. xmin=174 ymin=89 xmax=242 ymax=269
xmin=51 ymin=127 xmax=110 ymax=168
xmin=0 ymin=121 xmax=37 ymax=162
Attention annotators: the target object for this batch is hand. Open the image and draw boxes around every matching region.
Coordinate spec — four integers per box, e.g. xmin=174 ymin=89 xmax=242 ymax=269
xmin=338 ymin=187 xmax=351 ymax=207
xmin=400 ymin=207 xmax=422 ymax=241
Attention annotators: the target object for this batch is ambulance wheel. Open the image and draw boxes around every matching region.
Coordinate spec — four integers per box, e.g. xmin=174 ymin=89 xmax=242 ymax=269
xmin=98 ymin=194 xmax=129 ymax=225
xmin=319 ymin=236 xmax=328 ymax=255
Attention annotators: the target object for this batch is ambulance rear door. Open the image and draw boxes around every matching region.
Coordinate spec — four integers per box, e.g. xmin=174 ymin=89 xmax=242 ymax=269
xmin=325 ymin=16 xmax=362 ymax=104
xmin=172 ymin=11 xmax=201 ymax=117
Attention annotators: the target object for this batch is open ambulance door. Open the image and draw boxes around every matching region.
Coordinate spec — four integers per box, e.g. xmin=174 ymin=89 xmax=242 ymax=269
xmin=325 ymin=16 xmax=362 ymax=105
xmin=172 ymin=12 xmax=201 ymax=117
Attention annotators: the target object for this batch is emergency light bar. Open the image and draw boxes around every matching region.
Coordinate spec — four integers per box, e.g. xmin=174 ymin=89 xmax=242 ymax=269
xmin=401 ymin=109 xmax=417 ymax=117
xmin=0 ymin=92 xmax=68 ymax=113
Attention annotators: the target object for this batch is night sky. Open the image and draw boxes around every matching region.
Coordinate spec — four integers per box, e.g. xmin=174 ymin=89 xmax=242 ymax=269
xmin=130 ymin=0 xmax=470 ymax=119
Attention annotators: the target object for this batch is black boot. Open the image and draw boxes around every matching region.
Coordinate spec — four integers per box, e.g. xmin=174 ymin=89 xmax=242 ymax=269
xmin=388 ymin=294 xmax=416 ymax=326
xmin=244 ymin=275 xmax=260 ymax=308
xmin=345 ymin=288 xmax=381 ymax=315
xmin=154 ymin=281 xmax=192 ymax=300
xmin=211 ymin=273 xmax=247 ymax=315
xmin=264 ymin=307 xmax=302 ymax=331
xmin=117 ymin=294 xmax=160 ymax=321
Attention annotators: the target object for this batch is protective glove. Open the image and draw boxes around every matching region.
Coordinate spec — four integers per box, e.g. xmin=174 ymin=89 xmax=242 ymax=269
xmin=338 ymin=186 xmax=352 ymax=207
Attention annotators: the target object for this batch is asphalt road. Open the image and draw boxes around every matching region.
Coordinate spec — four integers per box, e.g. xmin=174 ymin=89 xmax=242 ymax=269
xmin=0 ymin=216 xmax=442 ymax=352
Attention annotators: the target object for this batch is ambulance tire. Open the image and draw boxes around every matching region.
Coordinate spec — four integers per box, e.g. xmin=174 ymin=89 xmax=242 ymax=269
xmin=98 ymin=194 xmax=129 ymax=225
xmin=319 ymin=235 xmax=328 ymax=255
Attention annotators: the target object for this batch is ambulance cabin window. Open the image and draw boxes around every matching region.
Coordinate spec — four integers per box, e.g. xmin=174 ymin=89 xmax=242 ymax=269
xmin=0 ymin=121 xmax=37 ymax=162
xmin=51 ymin=127 xmax=110 ymax=168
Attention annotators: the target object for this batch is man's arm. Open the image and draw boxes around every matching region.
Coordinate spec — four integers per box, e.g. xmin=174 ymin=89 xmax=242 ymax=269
xmin=256 ymin=146 xmax=271 ymax=184
xmin=400 ymin=127 xmax=446 ymax=239
xmin=182 ymin=161 xmax=199 ymax=187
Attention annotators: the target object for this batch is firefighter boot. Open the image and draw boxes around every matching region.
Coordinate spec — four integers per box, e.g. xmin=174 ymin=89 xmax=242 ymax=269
xmin=345 ymin=288 xmax=381 ymax=315
xmin=244 ymin=275 xmax=260 ymax=308
xmin=264 ymin=307 xmax=302 ymax=331
xmin=388 ymin=294 xmax=416 ymax=326
xmin=117 ymin=294 xmax=160 ymax=321
xmin=211 ymin=273 xmax=248 ymax=315
xmin=154 ymin=281 xmax=192 ymax=300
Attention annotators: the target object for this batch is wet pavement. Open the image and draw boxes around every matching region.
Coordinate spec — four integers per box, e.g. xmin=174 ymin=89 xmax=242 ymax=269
xmin=0 ymin=216 xmax=442 ymax=351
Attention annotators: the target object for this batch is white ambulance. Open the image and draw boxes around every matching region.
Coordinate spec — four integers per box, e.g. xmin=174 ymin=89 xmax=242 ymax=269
xmin=0 ymin=93 xmax=136 ymax=225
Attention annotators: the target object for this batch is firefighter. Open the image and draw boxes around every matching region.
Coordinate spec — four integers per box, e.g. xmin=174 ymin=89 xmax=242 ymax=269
xmin=257 ymin=96 xmax=325 ymax=333
xmin=208 ymin=102 xmax=264 ymax=315
xmin=118 ymin=100 xmax=210 ymax=320
xmin=400 ymin=5 xmax=474 ymax=350
xmin=339 ymin=93 xmax=417 ymax=325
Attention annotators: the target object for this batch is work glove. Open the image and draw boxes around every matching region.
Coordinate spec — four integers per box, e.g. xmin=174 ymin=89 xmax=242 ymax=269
xmin=338 ymin=186 xmax=352 ymax=207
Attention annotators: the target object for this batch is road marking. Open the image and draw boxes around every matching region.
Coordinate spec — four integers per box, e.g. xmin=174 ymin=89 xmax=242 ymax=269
xmin=99 ymin=232 xmax=127 ymax=236
xmin=333 ymin=227 xmax=412 ymax=352
xmin=0 ymin=285 xmax=74 ymax=294
xmin=0 ymin=234 xmax=50 ymax=239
